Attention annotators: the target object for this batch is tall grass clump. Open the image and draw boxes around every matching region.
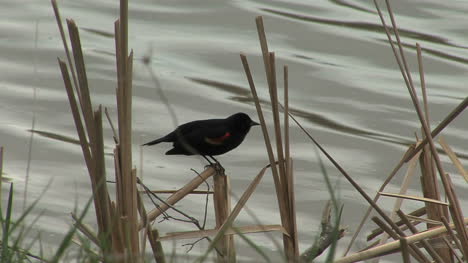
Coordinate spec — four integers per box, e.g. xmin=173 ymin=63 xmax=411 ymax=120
xmin=336 ymin=1 xmax=468 ymax=262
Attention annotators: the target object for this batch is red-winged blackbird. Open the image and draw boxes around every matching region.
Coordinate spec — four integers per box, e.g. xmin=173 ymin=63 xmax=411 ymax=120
xmin=143 ymin=112 xmax=259 ymax=164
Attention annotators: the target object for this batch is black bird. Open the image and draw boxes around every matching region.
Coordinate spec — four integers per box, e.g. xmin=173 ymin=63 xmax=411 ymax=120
xmin=143 ymin=113 xmax=259 ymax=165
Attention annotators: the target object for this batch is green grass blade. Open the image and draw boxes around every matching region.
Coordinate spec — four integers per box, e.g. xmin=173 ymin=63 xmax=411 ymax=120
xmin=1 ymin=183 xmax=14 ymax=261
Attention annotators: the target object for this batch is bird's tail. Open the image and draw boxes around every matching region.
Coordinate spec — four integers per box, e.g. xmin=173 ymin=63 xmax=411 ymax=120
xmin=142 ymin=137 xmax=167 ymax=146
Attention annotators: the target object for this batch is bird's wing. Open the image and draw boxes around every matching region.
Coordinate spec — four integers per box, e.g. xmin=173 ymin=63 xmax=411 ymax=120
xmin=178 ymin=120 xmax=230 ymax=146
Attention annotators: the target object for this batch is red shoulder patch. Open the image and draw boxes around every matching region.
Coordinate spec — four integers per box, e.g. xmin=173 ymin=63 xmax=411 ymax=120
xmin=205 ymin=132 xmax=231 ymax=145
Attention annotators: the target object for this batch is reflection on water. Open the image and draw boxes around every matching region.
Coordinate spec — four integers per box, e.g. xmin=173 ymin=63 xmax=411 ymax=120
xmin=0 ymin=0 xmax=467 ymax=261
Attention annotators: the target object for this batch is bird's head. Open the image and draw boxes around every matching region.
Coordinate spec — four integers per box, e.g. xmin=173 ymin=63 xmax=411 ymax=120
xmin=228 ymin=112 xmax=259 ymax=133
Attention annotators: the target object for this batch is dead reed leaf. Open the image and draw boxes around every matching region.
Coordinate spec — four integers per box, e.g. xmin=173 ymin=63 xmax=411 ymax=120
xmin=379 ymin=192 xmax=449 ymax=206
xmin=439 ymin=137 xmax=468 ymax=182
xmin=159 ymin=224 xmax=287 ymax=241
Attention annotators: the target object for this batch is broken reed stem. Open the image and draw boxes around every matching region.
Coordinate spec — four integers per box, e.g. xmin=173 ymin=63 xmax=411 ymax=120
xmin=399 ymin=237 xmax=411 ymax=263
xmin=140 ymin=167 xmax=216 ymax=229
xmin=105 ymin=107 xmax=119 ymax=144
xmin=377 ymin=148 xmax=420 ymax=246
xmin=160 ymin=224 xmax=287 ymax=242
xmin=378 ymin=192 xmax=449 ymax=206
xmin=197 ymin=164 xmax=270 ymax=263
xmin=67 ymin=19 xmax=96 ymax=149
xmin=371 ymin=217 xmax=427 ymax=262
xmin=367 ymin=207 xmax=426 ymax=242
xmin=148 ymin=229 xmax=166 ymax=263
xmin=283 ymin=66 xmax=298 ymax=258
xmin=404 ymin=97 xmax=467 ymax=162
xmin=251 ymin=19 xmax=288 ymax=228
xmin=396 ymin=210 xmax=444 ymax=263
xmin=141 ymin=190 xmax=214 ymax=194
xmin=71 ymin=213 xmax=100 ymax=246
xmin=240 ymin=52 xmax=293 ymax=258
xmin=253 ymin=16 xmax=298 ymax=261
xmin=439 ymin=137 xmax=468 ymax=182
xmin=344 ymin=146 xmax=418 ymax=255
xmin=441 ymin=216 xmax=464 ymax=261
xmin=442 ymin=237 xmax=464 ymax=263
xmin=285 ymin=101 xmax=420 ymax=258
xmin=376 ymin=0 xmax=468 ymax=257
xmin=213 ymin=173 xmax=235 ymax=262
xmin=51 ymin=0 xmax=80 ymax=100
xmin=416 ymin=44 xmax=429 ymax=126
xmin=336 ymin=217 xmax=468 ymax=263
xmin=114 ymin=0 xmax=139 ymax=253
xmin=58 ymin=60 xmax=92 ymax=174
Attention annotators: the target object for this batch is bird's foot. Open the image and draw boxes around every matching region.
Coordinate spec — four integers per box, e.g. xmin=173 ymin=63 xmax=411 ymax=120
xmin=204 ymin=163 xmax=225 ymax=175
xmin=213 ymin=162 xmax=225 ymax=175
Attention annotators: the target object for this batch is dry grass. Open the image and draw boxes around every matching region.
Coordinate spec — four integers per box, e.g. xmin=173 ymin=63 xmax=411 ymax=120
xmin=50 ymin=0 xmax=467 ymax=262
xmin=338 ymin=1 xmax=468 ymax=262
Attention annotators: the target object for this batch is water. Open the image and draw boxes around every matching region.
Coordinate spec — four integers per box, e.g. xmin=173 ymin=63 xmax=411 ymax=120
xmin=0 ymin=0 xmax=467 ymax=262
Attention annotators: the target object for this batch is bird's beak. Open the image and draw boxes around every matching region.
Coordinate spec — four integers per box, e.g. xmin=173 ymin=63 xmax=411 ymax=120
xmin=250 ymin=120 xmax=260 ymax=126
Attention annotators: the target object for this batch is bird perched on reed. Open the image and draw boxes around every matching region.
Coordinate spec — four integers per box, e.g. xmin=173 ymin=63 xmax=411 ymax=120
xmin=143 ymin=112 xmax=259 ymax=167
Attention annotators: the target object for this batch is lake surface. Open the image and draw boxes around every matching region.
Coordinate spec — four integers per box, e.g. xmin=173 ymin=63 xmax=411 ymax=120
xmin=0 ymin=0 xmax=467 ymax=262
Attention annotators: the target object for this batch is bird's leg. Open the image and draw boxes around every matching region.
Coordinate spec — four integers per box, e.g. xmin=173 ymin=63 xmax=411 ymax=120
xmin=209 ymin=155 xmax=225 ymax=175
xmin=202 ymin=155 xmax=214 ymax=170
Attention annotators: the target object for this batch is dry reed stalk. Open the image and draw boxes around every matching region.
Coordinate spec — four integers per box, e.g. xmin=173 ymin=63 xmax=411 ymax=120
xmin=375 ymin=0 xmax=468 ymax=258
xmin=67 ymin=20 xmax=96 ymax=147
xmin=55 ymin=0 xmax=150 ymax=260
xmin=213 ymin=173 xmax=235 ymax=262
xmin=400 ymin=237 xmax=411 ymax=263
xmin=251 ymin=17 xmax=297 ymax=261
xmin=159 ymin=224 xmax=287 ymax=241
xmin=114 ymin=0 xmax=139 ymax=252
xmin=197 ymin=164 xmax=269 ymax=262
xmin=243 ymin=19 xmax=298 ymax=259
xmin=404 ymin=97 xmax=467 ymax=162
xmin=396 ymin=210 xmax=444 ymax=263
xmin=147 ymin=229 xmax=165 ymax=263
xmin=59 ymin=56 xmax=115 ymax=251
xmin=105 ymin=107 xmax=119 ymax=144
xmin=71 ymin=213 xmax=100 ymax=246
xmin=405 ymin=215 xmax=441 ymax=225
xmin=441 ymin=217 xmax=463 ymax=261
xmin=378 ymin=192 xmax=449 ymax=206
xmin=51 ymin=0 xmax=80 ymax=100
xmin=139 ymin=190 xmax=214 ymax=195
xmin=283 ymin=67 xmax=298 ymax=258
xmin=442 ymin=237 xmax=464 ymax=263
xmin=416 ymin=42 xmax=452 ymax=262
xmin=416 ymin=44 xmax=429 ymax=125
xmin=136 ymin=192 xmax=147 ymax=257
xmin=367 ymin=207 xmax=426 ymax=242
xmin=376 ymin=149 xmax=421 ymax=249
xmin=283 ymin=100 xmax=419 ymax=258
xmin=371 ymin=217 xmax=428 ymax=262
xmin=140 ymin=167 xmax=216 ymax=229
xmin=344 ymin=146 xmax=420 ymax=255
xmin=439 ymin=137 xmax=468 ymax=181
xmin=336 ymin=217 xmax=468 ymax=263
